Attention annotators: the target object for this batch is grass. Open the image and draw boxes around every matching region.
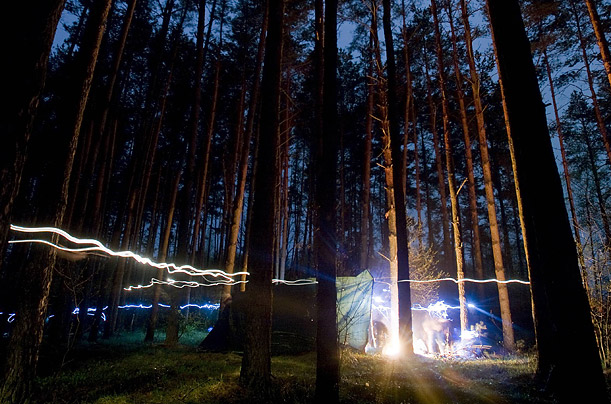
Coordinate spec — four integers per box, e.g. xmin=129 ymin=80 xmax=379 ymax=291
xmin=26 ymin=328 xmax=580 ymax=404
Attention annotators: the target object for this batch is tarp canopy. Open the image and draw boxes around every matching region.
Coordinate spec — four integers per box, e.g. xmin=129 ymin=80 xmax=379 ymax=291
xmin=336 ymin=270 xmax=374 ymax=350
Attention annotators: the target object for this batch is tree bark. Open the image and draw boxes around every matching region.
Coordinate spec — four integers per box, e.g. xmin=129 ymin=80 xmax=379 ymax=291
xmin=486 ymin=0 xmax=607 ymax=400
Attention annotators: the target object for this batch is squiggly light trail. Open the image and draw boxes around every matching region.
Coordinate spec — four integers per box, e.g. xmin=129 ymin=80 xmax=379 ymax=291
xmin=124 ymin=278 xmax=247 ymax=291
xmin=9 ymin=225 xmax=248 ymax=281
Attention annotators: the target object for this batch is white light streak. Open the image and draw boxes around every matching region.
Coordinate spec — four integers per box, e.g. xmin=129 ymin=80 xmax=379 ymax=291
xmin=10 ymin=225 xmax=248 ymax=281
xmin=272 ymin=279 xmax=318 ymax=285
xmin=398 ymin=277 xmax=530 ymax=285
xmin=124 ymin=278 xmax=246 ymax=291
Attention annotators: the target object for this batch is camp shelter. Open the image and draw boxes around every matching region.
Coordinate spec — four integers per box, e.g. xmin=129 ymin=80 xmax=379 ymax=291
xmin=200 ymin=270 xmax=375 ymax=352
xmin=271 ymin=269 xmax=374 ymax=351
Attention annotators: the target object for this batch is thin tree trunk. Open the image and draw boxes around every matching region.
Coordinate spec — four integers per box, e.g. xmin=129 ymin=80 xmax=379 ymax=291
xmin=431 ymin=0 xmax=468 ymax=333
xmin=145 ymin=169 xmax=182 ymax=342
xmin=177 ymin=0 xmax=207 ymax=264
xmin=223 ymin=6 xmax=267 ymax=297
xmin=583 ymin=0 xmax=611 ymax=89
xmin=453 ymin=0 xmax=515 ymax=350
xmin=448 ymin=1 xmax=485 ymax=298
xmin=423 ymin=49 xmax=452 ymax=273
xmin=542 ymin=48 xmax=588 ymax=285
xmin=360 ymin=51 xmax=374 ymax=270
xmin=570 ymin=0 xmax=611 ymax=167
xmin=486 ymin=0 xmax=606 ymax=399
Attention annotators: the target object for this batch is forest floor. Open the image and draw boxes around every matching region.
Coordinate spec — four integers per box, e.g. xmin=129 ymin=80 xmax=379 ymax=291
xmin=23 ymin=329 xmax=609 ymax=404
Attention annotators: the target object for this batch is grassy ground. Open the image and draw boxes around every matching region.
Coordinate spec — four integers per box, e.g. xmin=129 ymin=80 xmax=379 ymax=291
xmin=25 ymin=329 xmax=587 ymax=404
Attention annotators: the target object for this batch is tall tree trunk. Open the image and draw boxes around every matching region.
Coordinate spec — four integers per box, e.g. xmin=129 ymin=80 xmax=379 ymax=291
xmin=486 ymin=0 xmax=607 ymax=400
xmin=1 ymin=1 xmax=111 ymax=401
xmin=371 ymin=0 xmax=399 ymax=356
xmin=239 ymin=0 xmax=283 ymax=395
xmin=0 ymin=0 xmax=66 ymax=271
xmin=570 ymin=0 xmax=611 ymax=167
xmin=382 ymin=0 xmax=413 ymax=355
xmin=448 ymin=0 xmax=485 ymax=298
xmin=542 ymin=48 xmax=588 ymax=285
xmin=360 ymin=49 xmax=374 ymax=270
xmin=423 ymin=49 xmax=452 ymax=273
xmin=145 ymin=169 xmax=182 ymax=342
xmin=315 ymin=0 xmax=340 ymax=399
xmin=98 ymin=0 xmax=138 ymax=141
xmin=583 ymin=0 xmax=611 ymax=89
xmin=455 ymin=0 xmax=515 ymax=349
xmin=177 ymin=0 xmax=207 ymax=264
xmin=223 ymin=6 xmax=267 ymax=297
xmin=431 ymin=0 xmax=468 ymax=333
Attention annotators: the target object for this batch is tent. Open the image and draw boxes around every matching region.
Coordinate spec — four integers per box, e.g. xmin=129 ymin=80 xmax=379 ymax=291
xmin=200 ymin=270 xmax=374 ymax=352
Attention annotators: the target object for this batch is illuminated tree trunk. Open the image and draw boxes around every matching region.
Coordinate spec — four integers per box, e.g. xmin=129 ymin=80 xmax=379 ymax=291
xmin=456 ymin=0 xmax=514 ymax=349
xmin=1 ymin=0 xmax=111 ymax=400
xmin=569 ymin=0 xmax=611 ymax=167
xmin=239 ymin=0 xmax=283 ymax=394
xmin=382 ymin=0 xmax=413 ymax=355
xmin=583 ymin=0 xmax=611 ymax=89
xmin=447 ymin=1 xmax=485 ymax=297
xmin=431 ymin=0 xmax=467 ymax=333
xmin=487 ymin=0 xmax=606 ymax=400
xmin=370 ymin=0 xmax=399 ymax=356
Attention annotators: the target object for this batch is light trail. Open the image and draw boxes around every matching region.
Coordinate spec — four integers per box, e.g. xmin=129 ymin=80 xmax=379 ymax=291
xmin=397 ymin=277 xmax=530 ymax=285
xmin=9 ymin=225 xmax=248 ymax=281
xmin=272 ymin=279 xmax=317 ymax=285
xmin=3 ymin=302 xmax=220 ymax=323
xmin=124 ymin=278 xmax=247 ymax=291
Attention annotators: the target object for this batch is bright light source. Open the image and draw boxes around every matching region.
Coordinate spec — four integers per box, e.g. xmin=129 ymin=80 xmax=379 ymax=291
xmin=382 ymin=336 xmax=402 ymax=358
